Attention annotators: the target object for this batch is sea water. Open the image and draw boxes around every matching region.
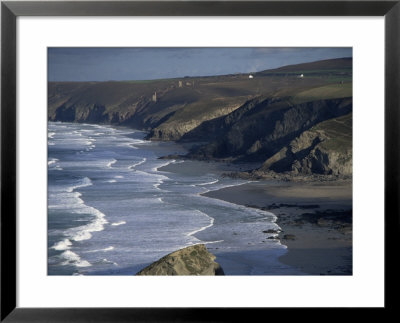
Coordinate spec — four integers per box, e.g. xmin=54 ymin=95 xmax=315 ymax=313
xmin=48 ymin=122 xmax=300 ymax=275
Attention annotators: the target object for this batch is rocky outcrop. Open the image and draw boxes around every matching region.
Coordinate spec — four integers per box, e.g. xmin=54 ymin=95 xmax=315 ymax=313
xmin=146 ymin=99 xmax=246 ymax=141
xmin=48 ymin=58 xmax=352 ymax=180
xmin=239 ymin=113 xmax=352 ymax=180
xmin=52 ymin=103 xmax=108 ymax=123
xmin=179 ymin=95 xmax=271 ymax=143
xmin=136 ymin=244 xmax=224 ymax=276
xmin=186 ymin=97 xmax=352 ymax=163
xmin=264 ymin=113 xmax=351 ymax=175
xmin=48 ymin=79 xmax=249 ymax=136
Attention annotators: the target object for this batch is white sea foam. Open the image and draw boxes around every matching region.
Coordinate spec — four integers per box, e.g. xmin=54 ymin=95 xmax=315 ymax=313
xmin=48 ymin=122 xmax=286 ymax=275
xmin=134 ymin=170 xmax=169 ymax=183
xmin=66 ymin=177 xmax=93 ymax=193
xmin=48 ymin=132 xmax=56 ymax=139
xmin=204 ymin=240 xmax=224 ymax=245
xmin=101 ymin=258 xmax=118 ymax=266
xmin=48 ymin=159 xmax=58 ymax=166
xmin=111 ymin=221 xmax=126 ymax=226
xmin=106 ymin=179 xmax=117 ymax=183
xmin=197 ymin=179 xmax=219 ymax=186
xmin=82 ymin=138 xmax=96 ymax=151
xmin=186 ymin=210 xmax=215 ymax=237
xmin=128 ymin=158 xmax=147 ymax=169
xmin=199 ymin=180 xmax=254 ymax=196
xmin=60 ymin=250 xmax=91 ymax=267
xmin=48 ymin=158 xmax=59 ymax=166
xmin=48 ymin=157 xmax=63 ymax=170
xmin=106 ymin=159 xmax=117 ymax=168
xmin=118 ymin=140 xmax=147 ymax=150
xmin=153 ymin=176 xmax=166 ymax=190
xmin=151 ymin=160 xmax=175 ymax=172
xmin=127 ymin=144 xmax=138 ymax=150
xmin=200 ymin=189 xmax=278 ymax=223
xmin=68 ymin=207 xmax=108 ymax=241
xmin=51 ymin=176 xmax=108 ymax=248
xmin=51 ymin=239 xmax=72 ymax=251
xmin=87 ymin=246 xmax=115 ymax=253
xmin=123 ymin=139 xmax=147 ymax=148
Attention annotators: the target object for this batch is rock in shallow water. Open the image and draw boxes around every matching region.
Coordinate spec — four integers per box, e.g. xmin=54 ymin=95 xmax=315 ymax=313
xmin=136 ymin=244 xmax=224 ymax=276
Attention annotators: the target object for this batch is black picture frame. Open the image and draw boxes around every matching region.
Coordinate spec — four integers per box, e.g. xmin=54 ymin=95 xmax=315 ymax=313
xmin=1 ymin=0 xmax=399 ymax=321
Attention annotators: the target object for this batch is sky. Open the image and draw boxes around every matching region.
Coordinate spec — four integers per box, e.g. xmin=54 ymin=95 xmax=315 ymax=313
xmin=48 ymin=47 xmax=352 ymax=82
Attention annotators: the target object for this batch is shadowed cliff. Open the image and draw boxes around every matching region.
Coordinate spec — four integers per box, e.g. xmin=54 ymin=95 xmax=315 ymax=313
xmin=48 ymin=57 xmax=352 ymax=179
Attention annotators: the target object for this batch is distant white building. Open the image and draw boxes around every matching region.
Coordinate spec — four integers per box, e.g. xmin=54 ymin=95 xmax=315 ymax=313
xmin=249 ymin=75 xmax=254 ymax=79
xmin=299 ymin=74 xmax=304 ymax=78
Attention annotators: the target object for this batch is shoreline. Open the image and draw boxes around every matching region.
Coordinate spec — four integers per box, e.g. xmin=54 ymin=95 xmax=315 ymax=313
xmin=83 ymin=123 xmax=353 ymax=275
xmin=50 ymin=122 xmax=352 ymax=275
xmin=202 ymin=180 xmax=352 ymax=275
xmin=161 ymin=159 xmax=352 ymax=275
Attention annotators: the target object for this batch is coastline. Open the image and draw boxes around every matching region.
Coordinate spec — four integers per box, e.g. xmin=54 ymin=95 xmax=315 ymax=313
xmin=161 ymin=160 xmax=352 ymax=275
xmin=202 ymin=180 xmax=352 ymax=275
xmin=49 ymin=122 xmax=353 ymax=275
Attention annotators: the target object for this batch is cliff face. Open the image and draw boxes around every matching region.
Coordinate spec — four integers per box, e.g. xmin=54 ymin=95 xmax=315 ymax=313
xmin=145 ymin=97 xmax=246 ymax=141
xmin=48 ymin=58 xmax=351 ymax=137
xmin=244 ymin=113 xmax=352 ymax=179
xmin=48 ymin=81 xmax=175 ymax=128
xmin=186 ymin=97 xmax=352 ymax=163
xmin=49 ymin=58 xmax=352 ymax=180
xmin=136 ymin=244 xmax=224 ymax=276
xmin=48 ymin=79 xmax=254 ymax=136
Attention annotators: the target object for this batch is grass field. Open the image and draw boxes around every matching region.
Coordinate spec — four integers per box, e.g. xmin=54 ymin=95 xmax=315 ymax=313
xmin=49 ymin=57 xmax=353 ymax=142
xmin=312 ymin=113 xmax=352 ymax=153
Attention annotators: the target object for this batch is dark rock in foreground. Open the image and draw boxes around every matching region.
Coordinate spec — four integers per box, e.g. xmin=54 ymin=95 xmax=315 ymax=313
xmin=136 ymin=244 xmax=224 ymax=276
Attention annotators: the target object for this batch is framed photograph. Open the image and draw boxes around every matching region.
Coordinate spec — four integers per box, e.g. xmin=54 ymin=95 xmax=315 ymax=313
xmin=1 ymin=0 xmax=398 ymax=320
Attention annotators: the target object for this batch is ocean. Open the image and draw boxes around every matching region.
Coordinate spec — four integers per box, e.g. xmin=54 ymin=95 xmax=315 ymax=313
xmin=48 ymin=122 xmax=300 ymax=275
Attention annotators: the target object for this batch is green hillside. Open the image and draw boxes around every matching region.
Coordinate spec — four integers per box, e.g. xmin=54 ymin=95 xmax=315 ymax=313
xmin=48 ymin=57 xmax=353 ymax=179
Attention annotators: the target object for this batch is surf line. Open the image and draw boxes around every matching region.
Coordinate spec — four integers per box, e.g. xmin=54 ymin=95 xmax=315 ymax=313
xmin=151 ymin=160 xmax=176 ymax=172
xmin=186 ymin=210 xmax=215 ymax=237
xmin=128 ymin=158 xmax=147 ymax=170
xmin=51 ymin=176 xmax=108 ymax=268
xmin=107 ymin=159 xmax=117 ymax=168
xmin=185 ymin=211 xmax=224 ymax=245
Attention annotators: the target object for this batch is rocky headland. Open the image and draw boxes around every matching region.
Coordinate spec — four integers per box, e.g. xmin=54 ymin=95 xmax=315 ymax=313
xmin=48 ymin=57 xmax=352 ymax=181
xmin=136 ymin=244 xmax=224 ymax=276
xmin=49 ymin=57 xmax=353 ymax=275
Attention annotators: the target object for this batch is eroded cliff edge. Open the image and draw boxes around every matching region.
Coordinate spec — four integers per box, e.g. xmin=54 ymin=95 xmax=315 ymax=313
xmin=48 ymin=58 xmax=353 ymax=181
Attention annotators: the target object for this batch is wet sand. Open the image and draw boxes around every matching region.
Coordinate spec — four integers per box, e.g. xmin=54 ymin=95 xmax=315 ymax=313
xmin=203 ymin=180 xmax=352 ymax=275
xmin=161 ymin=161 xmax=352 ymax=275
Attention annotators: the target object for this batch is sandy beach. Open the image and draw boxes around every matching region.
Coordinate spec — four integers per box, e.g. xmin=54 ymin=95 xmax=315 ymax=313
xmin=203 ymin=180 xmax=352 ymax=275
xmin=161 ymin=160 xmax=353 ymax=275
